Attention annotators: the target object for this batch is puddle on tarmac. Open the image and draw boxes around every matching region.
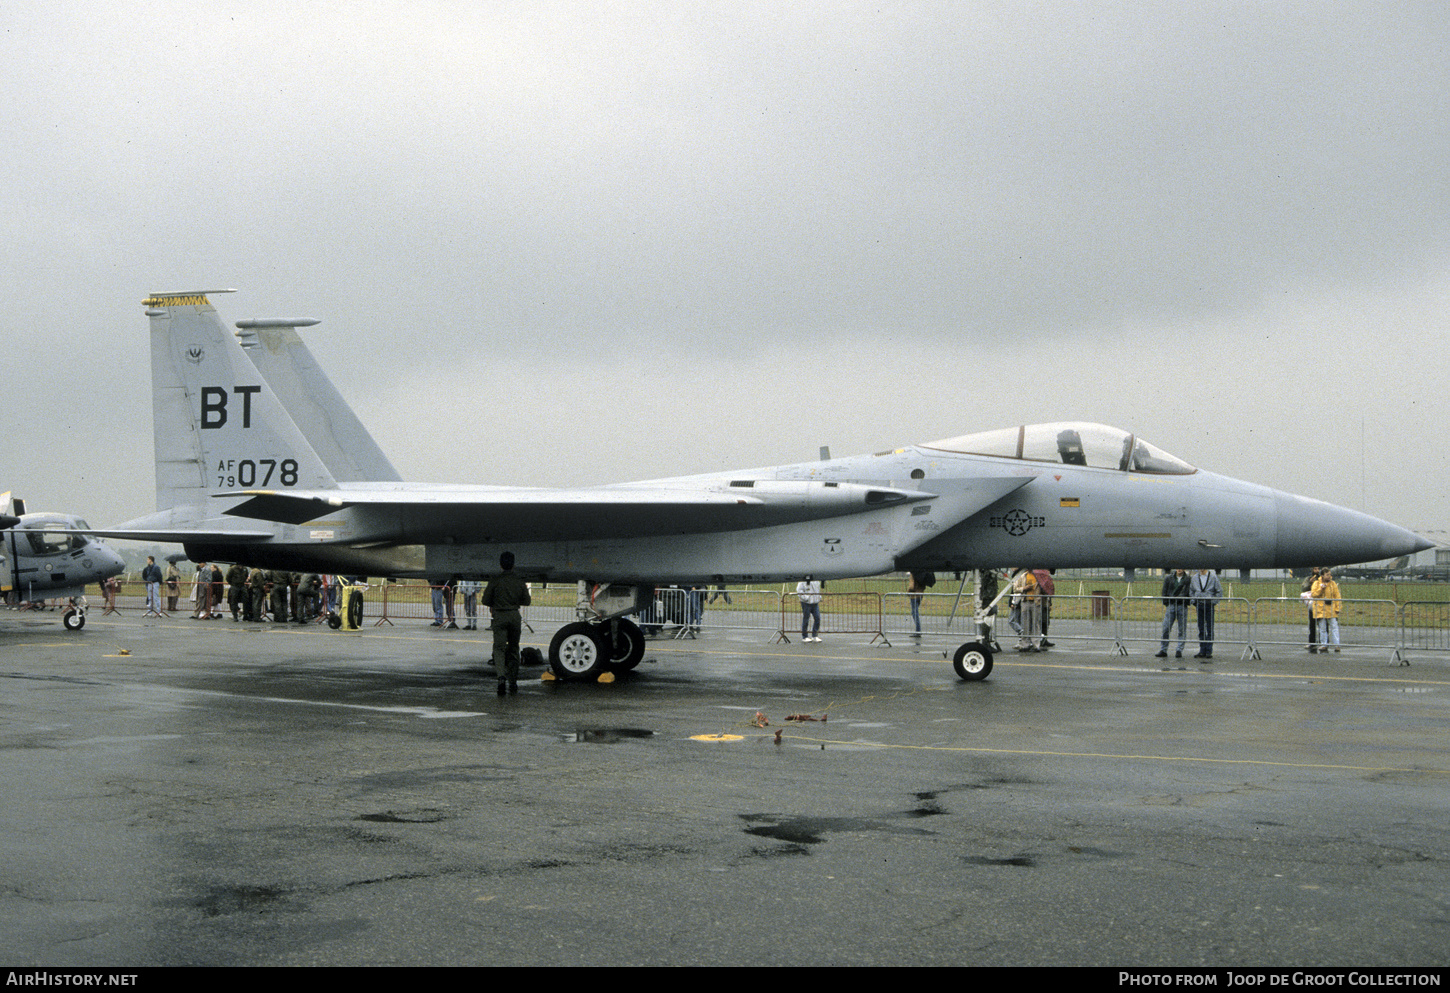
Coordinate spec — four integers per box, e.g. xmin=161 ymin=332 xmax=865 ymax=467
xmin=565 ymin=728 xmax=656 ymax=743
xmin=961 ymin=854 xmax=1036 ymax=867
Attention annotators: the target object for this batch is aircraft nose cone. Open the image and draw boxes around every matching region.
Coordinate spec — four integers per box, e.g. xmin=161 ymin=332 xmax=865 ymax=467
xmin=1274 ymin=491 xmax=1431 ymax=567
xmin=95 ymin=541 xmax=126 ymax=578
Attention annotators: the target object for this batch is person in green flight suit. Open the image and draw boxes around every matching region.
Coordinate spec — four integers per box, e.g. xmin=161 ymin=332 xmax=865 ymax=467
xmin=481 ymin=551 xmax=532 ymax=697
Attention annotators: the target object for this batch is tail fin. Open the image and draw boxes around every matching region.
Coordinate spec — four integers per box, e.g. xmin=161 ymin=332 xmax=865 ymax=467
xmin=144 ymin=291 xmax=338 ymax=514
xmin=234 ymin=319 xmax=401 ymax=482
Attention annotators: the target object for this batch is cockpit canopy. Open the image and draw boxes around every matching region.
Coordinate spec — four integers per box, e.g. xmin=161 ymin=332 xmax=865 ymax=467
xmin=920 ymin=422 xmax=1196 ymax=474
xmin=14 ymin=515 xmax=90 ymax=555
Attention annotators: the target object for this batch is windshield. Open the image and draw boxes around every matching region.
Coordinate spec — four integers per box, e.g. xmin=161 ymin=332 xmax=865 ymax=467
xmin=16 ymin=517 xmax=89 ymax=554
xmin=919 ymin=422 xmax=1195 ymax=474
xmin=24 ymin=531 xmax=79 ymax=555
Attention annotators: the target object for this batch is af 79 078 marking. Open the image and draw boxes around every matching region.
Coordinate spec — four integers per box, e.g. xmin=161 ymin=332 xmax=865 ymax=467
xmin=214 ymin=458 xmax=298 ymax=488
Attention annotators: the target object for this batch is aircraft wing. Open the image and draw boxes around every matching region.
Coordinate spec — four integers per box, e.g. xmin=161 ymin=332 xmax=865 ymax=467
xmin=219 ymin=475 xmax=1033 ymax=544
xmin=83 ymin=527 xmax=280 ymax=543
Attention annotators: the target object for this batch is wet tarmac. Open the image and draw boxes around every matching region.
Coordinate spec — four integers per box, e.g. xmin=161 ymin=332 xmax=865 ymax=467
xmin=2 ymin=612 xmax=1447 ymax=966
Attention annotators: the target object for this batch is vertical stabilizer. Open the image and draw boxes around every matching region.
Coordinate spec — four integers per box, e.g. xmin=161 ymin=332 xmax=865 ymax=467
xmin=235 ymin=319 xmax=402 ymax=482
xmin=145 ymin=291 xmax=338 ymax=514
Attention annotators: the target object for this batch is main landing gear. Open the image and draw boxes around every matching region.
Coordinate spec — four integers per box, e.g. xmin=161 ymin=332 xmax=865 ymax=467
xmin=949 ymin=641 xmax=993 ymax=681
xmin=547 ymin=617 xmax=646 ymax=680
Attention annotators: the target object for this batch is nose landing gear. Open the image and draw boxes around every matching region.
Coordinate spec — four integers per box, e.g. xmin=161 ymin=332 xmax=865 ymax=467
xmin=950 ymin=641 xmax=992 ymax=681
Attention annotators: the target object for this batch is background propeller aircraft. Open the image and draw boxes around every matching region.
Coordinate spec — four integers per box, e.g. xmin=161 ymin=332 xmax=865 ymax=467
xmin=98 ymin=291 xmax=1429 ymax=678
xmin=2 ymin=493 xmax=125 ymax=629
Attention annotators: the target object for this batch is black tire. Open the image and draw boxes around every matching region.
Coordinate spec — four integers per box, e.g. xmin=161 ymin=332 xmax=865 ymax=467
xmin=62 ymin=608 xmax=84 ymax=631
xmin=549 ymin=622 xmax=609 ymax=680
xmin=601 ymin=617 xmax=646 ymax=672
xmin=326 ymin=612 xmax=342 ymax=630
xmin=952 ymin=642 xmax=993 ymax=681
xmin=346 ymin=589 xmax=364 ymax=629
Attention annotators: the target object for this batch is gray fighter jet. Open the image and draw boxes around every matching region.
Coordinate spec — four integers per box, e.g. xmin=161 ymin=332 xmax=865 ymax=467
xmin=101 ymin=291 xmax=1430 ymax=678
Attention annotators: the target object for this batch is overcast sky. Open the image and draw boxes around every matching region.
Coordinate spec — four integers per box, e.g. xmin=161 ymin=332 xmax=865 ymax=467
xmin=2 ymin=1 xmax=1447 ymax=538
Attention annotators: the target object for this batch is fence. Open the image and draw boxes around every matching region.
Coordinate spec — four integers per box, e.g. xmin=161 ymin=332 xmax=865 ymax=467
xmin=775 ymin=590 xmax=890 ymax=645
xmin=881 ymin=591 xmax=979 ymax=638
xmin=1250 ymin=597 xmax=1401 ymax=660
xmin=62 ymin=582 xmax=1450 ymax=665
xmin=1400 ymin=602 xmax=1450 ymax=654
xmin=97 ymin=580 xmax=365 ymax=623
xmin=1117 ymin=595 xmax=1254 ymax=657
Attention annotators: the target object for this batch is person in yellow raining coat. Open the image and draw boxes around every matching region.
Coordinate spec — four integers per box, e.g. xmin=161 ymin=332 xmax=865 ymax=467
xmin=1310 ymin=568 xmax=1342 ymax=653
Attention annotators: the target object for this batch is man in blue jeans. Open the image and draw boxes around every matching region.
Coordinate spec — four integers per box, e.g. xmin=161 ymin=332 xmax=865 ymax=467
xmin=1155 ymin=568 xmax=1190 ymax=658
xmin=797 ymin=577 xmax=822 ymax=642
xmin=141 ymin=555 xmax=163 ymax=616
xmin=1190 ymin=567 xmax=1224 ymax=661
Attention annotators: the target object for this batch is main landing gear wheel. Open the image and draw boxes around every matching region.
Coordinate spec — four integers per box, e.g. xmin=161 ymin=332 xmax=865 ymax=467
xmin=952 ymin=641 xmax=992 ymax=681
xmin=549 ymin=622 xmax=609 ymax=680
xmin=62 ymin=607 xmax=84 ymax=631
xmin=601 ymin=617 xmax=646 ymax=672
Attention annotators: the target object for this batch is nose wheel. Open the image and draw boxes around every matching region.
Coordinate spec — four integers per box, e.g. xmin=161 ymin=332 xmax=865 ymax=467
xmin=950 ymin=641 xmax=992 ymax=681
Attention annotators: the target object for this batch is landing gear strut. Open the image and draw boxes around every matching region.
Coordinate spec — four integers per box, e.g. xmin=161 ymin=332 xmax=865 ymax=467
xmin=601 ymin=617 xmax=645 ymax=672
xmin=62 ymin=603 xmax=86 ymax=630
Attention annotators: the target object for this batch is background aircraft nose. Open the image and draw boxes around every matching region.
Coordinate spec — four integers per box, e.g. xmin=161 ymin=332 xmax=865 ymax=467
xmin=96 ymin=542 xmax=127 ymax=578
xmin=1274 ymin=491 xmax=1432 ymax=567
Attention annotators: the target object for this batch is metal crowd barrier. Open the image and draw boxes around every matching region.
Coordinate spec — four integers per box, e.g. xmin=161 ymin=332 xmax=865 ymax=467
xmin=373 ymin=582 xmax=553 ymax=632
xmin=61 ymin=580 xmax=1450 ymax=666
xmin=375 ymin=582 xmax=478 ymax=627
xmin=99 ymin=580 xmax=223 ymax=618
xmin=1250 ymin=597 xmax=1321 ymax=655
xmin=695 ymin=589 xmax=786 ymax=633
xmin=1115 ymin=595 xmax=1254 ymax=658
xmin=1029 ymin=593 xmax=1120 ymax=651
xmin=1400 ymin=602 xmax=1450 ymax=656
xmin=881 ymin=591 xmax=980 ymax=638
xmin=1248 ymin=597 xmax=1399 ymax=661
xmin=96 ymin=580 xmax=342 ymax=622
xmin=526 ymin=584 xmax=583 ymax=626
xmin=775 ymin=590 xmax=888 ymax=645
xmin=637 ymin=586 xmax=696 ymax=640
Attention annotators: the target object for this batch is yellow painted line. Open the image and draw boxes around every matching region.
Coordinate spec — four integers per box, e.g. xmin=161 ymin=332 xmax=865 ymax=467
xmin=638 ymin=641 xmax=1450 ymax=687
xmin=1002 ymin=658 xmax=1450 ymax=687
xmin=759 ymin=732 xmax=1450 ymax=775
